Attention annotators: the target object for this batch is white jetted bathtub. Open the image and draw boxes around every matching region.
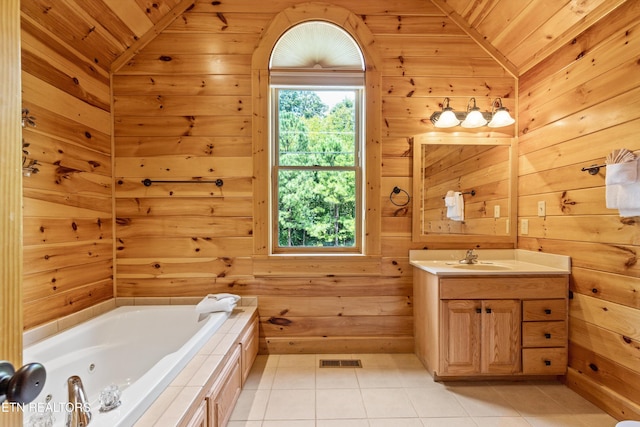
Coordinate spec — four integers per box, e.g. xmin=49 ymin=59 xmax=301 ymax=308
xmin=22 ymin=305 xmax=230 ymax=427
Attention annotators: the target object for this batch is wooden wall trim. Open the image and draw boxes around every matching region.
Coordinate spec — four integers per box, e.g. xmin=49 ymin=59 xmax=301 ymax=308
xmin=1 ymin=0 xmax=22 ymax=363
xmin=1 ymin=0 xmax=23 ymax=424
xmin=110 ymin=0 xmax=196 ymax=73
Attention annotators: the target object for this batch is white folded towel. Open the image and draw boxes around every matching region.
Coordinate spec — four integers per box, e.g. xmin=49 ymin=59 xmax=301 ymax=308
xmin=444 ymin=190 xmax=456 ymax=207
xmin=606 ymin=159 xmax=640 ymax=217
xmin=445 ymin=191 xmax=464 ymax=221
xmin=196 ymin=293 xmax=240 ymax=314
xmin=606 ymin=161 xmax=638 ymax=185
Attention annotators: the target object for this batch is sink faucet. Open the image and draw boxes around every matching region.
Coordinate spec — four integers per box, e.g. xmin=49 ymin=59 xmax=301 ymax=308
xmin=66 ymin=376 xmax=91 ymax=427
xmin=460 ymin=249 xmax=479 ymax=264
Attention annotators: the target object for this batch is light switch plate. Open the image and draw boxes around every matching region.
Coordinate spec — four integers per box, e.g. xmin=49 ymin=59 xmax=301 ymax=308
xmin=521 ymin=219 xmax=529 ymax=235
xmin=494 ymin=205 xmax=500 ymax=218
xmin=537 ymin=201 xmax=546 ymax=217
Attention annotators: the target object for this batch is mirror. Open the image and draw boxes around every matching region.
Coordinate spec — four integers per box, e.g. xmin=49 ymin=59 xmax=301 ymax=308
xmin=412 ymin=137 xmax=516 ymax=245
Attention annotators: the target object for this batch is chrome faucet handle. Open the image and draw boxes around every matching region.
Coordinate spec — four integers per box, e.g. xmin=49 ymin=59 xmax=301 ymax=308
xmin=460 ymin=249 xmax=478 ymax=264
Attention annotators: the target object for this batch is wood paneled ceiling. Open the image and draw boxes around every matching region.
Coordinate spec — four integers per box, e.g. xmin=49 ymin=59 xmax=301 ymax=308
xmin=20 ymin=0 xmax=629 ymax=76
xmin=431 ymin=0 xmax=628 ymax=75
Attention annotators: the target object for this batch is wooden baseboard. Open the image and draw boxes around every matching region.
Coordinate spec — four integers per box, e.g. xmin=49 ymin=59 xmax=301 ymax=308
xmin=566 ymin=367 xmax=640 ymax=421
xmin=259 ymin=336 xmax=414 ymax=354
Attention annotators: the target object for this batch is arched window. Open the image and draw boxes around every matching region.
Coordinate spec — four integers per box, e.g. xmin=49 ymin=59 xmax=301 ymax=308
xmin=269 ymin=21 xmax=366 ymax=254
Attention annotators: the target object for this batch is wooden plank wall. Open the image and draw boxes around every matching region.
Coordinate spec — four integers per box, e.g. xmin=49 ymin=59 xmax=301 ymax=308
xmin=20 ymin=6 xmax=114 ymax=329
xmin=518 ymin=1 xmax=640 ymax=419
xmin=112 ymin=0 xmax=515 ymax=353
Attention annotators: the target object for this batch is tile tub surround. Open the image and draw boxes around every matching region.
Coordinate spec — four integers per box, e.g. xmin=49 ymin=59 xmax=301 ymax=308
xmin=410 ymin=249 xmax=571 ymax=276
xmin=22 ymin=297 xmax=258 ymax=426
xmin=23 ymin=296 xmax=258 ymax=346
xmin=229 ymin=353 xmax=619 ymax=426
xmin=134 ymin=303 xmax=257 ymax=426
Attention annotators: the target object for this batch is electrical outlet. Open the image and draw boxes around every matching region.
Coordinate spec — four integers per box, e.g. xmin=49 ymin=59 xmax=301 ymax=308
xmin=537 ymin=201 xmax=546 ymax=217
xmin=521 ymin=219 xmax=529 ymax=235
xmin=494 ymin=205 xmax=500 ymax=218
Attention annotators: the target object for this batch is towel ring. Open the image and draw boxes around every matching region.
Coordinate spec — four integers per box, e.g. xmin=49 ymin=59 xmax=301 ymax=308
xmin=390 ymin=186 xmax=410 ymax=207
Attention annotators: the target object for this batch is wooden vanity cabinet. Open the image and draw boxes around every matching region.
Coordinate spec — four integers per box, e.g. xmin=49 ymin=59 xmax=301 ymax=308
xmin=414 ymin=269 xmax=568 ymax=379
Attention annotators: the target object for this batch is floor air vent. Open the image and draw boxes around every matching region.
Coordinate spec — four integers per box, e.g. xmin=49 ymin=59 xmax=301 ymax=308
xmin=319 ymin=359 xmax=362 ymax=368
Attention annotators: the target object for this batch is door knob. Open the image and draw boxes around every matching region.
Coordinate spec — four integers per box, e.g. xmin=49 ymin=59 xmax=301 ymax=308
xmin=0 ymin=361 xmax=46 ymax=404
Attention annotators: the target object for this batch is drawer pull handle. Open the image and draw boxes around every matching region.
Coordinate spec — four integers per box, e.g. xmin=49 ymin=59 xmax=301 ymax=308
xmin=545 ymin=333 xmax=551 ymax=339
xmin=476 ymin=308 xmax=482 ymax=314
xmin=485 ymin=308 xmax=492 ymax=314
xmin=544 ymin=360 xmax=551 ymax=366
xmin=544 ymin=309 xmax=552 ymax=314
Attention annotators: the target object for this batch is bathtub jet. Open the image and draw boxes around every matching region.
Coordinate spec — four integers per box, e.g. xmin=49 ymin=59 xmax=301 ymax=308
xmin=66 ymin=376 xmax=91 ymax=427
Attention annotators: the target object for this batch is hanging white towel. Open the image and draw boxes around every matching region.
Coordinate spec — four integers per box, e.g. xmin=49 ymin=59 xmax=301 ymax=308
xmin=606 ymin=158 xmax=640 ymax=217
xmin=445 ymin=191 xmax=464 ymax=221
xmin=444 ymin=190 xmax=456 ymax=218
xmin=196 ymin=293 xmax=240 ymax=314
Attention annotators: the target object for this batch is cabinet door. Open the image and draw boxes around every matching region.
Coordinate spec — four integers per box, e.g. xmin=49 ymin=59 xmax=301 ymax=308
xmin=481 ymin=300 xmax=521 ymax=374
xmin=184 ymin=401 xmax=207 ymax=427
xmin=213 ymin=354 xmax=242 ymax=427
xmin=240 ymin=317 xmax=259 ymax=385
xmin=441 ymin=300 xmax=481 ymax=374
xmin=207 ymin=345 xmax=242 ymax=427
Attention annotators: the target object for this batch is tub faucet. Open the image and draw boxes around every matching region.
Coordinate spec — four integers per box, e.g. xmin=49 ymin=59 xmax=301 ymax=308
xmin=460 ymin=249 xmax=479 ymax=264
xmin=66 ymin=376 xmax=91 ymax=427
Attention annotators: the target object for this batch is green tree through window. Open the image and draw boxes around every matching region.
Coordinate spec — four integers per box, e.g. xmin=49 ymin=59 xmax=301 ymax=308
xmin=275 ymin=89 xmax=361 ymax=250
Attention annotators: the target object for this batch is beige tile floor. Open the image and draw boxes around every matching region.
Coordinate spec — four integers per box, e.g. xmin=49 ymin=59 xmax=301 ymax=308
xmin=228 ymin=353 xmax=620 ymax=427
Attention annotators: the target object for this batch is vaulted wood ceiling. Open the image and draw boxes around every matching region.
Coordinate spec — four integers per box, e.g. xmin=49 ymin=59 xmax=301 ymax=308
xmin=20 ymin=0 xmax=628 ymax=76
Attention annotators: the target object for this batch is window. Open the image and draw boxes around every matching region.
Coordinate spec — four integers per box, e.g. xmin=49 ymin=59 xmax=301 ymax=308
xmin=272 ymin=87 xmax=363 ymax=253
xmin=269 ymin=22 xmax=365 ymax=254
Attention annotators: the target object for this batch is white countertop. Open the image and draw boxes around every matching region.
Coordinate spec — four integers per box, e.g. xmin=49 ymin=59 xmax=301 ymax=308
xmin=409 ymin=249 xmax=570 ymax=276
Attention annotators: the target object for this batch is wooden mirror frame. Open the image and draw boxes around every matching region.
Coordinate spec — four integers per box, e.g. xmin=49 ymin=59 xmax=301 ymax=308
xmin=411 ymin=136 xmax=517 ymax=247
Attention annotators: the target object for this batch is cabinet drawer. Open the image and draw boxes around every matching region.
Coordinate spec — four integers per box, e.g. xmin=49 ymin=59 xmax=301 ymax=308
xmin=440 ymin=276 xmax=568 ymax=300
xmin=522 ymin=348 xmax=567 ymax=375
xmin=522 ymin=300 xmax=566 ymax=321
xmin=522 ymin=321 xmax=566 ymax=347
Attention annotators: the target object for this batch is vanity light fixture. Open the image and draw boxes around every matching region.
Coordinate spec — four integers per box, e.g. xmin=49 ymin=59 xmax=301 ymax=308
xmin=430 ymin=97 xmax=460 ymax=128
xmin=460 ymin=98 xmax=488 ymax=128
xmin=487 ymin=97 xmax=515 ymax=128
xmin=430 ymin=97 xmax=514 ymax=128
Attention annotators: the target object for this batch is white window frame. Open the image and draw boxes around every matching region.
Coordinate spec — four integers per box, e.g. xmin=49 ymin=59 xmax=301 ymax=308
xmin=269 ymin=79 xmax=365 ymax=255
